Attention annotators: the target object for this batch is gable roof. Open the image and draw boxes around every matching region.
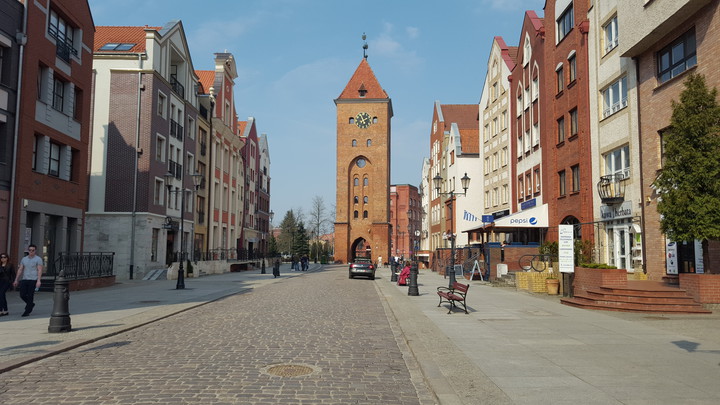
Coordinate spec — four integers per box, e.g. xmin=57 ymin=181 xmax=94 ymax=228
xmin=337 ymin=58 xmax=389 ymax=100
xmin=94 ymin=26 xmax=161 ymax=53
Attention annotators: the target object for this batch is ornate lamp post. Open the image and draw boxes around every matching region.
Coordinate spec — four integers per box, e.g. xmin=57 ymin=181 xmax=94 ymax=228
xmin=433 ymin=173 xmax=471 ymax=288
xmin=165 ymin=171 xmax=203 ymax=289
xmin=262 ymin=210 xmax=274 ymax=274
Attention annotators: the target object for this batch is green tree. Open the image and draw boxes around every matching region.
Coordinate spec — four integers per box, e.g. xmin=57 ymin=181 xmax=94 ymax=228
xmin=653 ymin=73 xmax=720 ymax=252
xmin=294 ymin=221 xmax=310 ymax=256
xmin=268 ymin=234 xmax=279 ymax=258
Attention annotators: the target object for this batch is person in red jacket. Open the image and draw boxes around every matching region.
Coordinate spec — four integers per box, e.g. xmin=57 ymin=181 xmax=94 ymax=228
xmin=397 ymin=262 xmax=411 ymax=286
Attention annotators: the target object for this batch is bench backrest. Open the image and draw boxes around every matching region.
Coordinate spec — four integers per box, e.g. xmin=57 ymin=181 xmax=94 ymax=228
xmin=452 ymin=282 xmax=469 ymax=294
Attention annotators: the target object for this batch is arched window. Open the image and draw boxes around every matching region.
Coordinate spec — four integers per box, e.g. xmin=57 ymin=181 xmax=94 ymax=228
xmin=363 ymin=210 xmax=368 ymax=218
xmin=372 ymin=117 xmax=378 ymax=124
xmin=354 ymin=196 xmax=359 ymax=204
xmin=354 ymin=178 xmax=359 ymax=186
xmin=363 ymin=177 xmax=369 ymax=186
xmin=349 ymin=117 xmax=355 ymax=124
xmin=367 ymin=139 xmax=372 ymax=147
xmin=354 ymin=210 xmax=359 ymax=219
xmin=363 ymin=196 xmax=368 ymax=204
xmin=352 ymin=139 xmax=357 ymax=147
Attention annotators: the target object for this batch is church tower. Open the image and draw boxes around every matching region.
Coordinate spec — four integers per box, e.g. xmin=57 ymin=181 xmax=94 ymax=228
xmin=334 ymin=57 xmax=393 ymax=263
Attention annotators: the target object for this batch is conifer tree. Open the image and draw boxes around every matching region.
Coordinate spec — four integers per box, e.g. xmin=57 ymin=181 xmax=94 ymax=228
xmin=653 ymin=73 xmax=720 ymax=250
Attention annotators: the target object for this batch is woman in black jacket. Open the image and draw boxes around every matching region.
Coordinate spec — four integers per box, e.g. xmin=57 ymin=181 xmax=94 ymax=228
xmin=0 ymin=253 xmax=14 ymax=316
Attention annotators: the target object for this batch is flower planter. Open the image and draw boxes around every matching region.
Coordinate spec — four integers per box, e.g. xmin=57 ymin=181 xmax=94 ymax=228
xmin=546 ymin=278 xmax=560 ymax=295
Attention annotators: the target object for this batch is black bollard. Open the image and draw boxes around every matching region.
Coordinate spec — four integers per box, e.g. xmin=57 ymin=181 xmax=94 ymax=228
xmin=390 ymin=261 xmax=398 ymax=282
xmin=408 ymin=262 xmax=419 ymax=296
xmin=48 ymin=272 xmax=71 ymax=333
xmin=261 ymin=259 xmax=266 ymax=274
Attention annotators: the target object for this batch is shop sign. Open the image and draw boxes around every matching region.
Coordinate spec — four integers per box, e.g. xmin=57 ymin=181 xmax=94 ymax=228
xmin=600 ymin=201 xmax=632 ymax=221
xmin=558 ymin=225 xmax=574 ymax=273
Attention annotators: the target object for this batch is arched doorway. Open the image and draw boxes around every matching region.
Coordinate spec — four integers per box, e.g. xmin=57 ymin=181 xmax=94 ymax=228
xmin=350 ymin=237 xmax=371 ymax=262
xmin=560 ymin=216 xmax=581 ymax=239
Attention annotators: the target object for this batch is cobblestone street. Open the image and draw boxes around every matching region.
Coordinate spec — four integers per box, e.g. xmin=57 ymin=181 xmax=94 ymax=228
xmin=0 ymin=266 xmax=427 ymax=404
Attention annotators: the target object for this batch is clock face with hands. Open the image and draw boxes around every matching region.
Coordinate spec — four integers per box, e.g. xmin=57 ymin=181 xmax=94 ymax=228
xmin=355 ymin=112 xmax=371 ymax=129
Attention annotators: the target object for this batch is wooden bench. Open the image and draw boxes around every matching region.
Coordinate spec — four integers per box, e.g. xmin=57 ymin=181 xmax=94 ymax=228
xmin=436 ymin=282 xmax=470 ymax=314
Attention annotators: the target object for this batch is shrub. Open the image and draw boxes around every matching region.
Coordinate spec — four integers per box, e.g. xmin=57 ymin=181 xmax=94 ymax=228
xmin=578 ymin=262 xmax=617 ymax=269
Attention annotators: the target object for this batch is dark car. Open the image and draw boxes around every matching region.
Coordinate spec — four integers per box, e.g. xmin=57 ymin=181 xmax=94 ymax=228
xmin=349 ymin=257 xmax=375 ymax=280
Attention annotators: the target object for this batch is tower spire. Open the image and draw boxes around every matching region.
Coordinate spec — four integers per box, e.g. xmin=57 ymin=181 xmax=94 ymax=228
xmin=362 ymin=33 xmax=368 ymax=59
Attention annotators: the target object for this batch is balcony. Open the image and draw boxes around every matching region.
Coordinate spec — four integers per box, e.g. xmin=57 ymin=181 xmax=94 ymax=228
xmin=170 ymin=76 xmax=185 ymax=98
xmin=597 ymin=172 xmax=628 ymax=205
xmin=168 ymin=160 xmax=182 ymax=179
xmin=170 ymin=119 xmax=184 ymax=141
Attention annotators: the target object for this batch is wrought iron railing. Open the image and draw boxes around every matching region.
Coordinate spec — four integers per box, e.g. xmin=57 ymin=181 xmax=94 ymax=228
xmin=597 ymin=172 xmax=628 ymax=204
xmin=48 ymin=252 xmax=115 ymax=280
xmin=170 ymin=76 xmax=185 ymax=98
xmin=192 ymin=248 xmax=262 ymax=262
xmin=170 ymin=119 xmax=184 ymax=141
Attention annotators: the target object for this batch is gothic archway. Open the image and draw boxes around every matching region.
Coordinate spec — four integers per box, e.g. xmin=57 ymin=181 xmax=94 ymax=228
xmin=350 ymin=237 xmax=372 ymax=262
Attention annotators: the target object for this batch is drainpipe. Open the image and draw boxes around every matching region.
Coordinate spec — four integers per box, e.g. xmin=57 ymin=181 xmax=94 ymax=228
xmin=129 ymin=52 xmax=144 ymax=279
xmin=205 ymin=88 xmax=215 ymax=256
xmin=633 ymin=57 xmax=647 ymax=275
xmin=7 ymin=3 xmax=28 ymax=254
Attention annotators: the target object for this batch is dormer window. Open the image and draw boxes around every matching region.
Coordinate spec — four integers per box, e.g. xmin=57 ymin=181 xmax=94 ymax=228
xmin=358 ymin=84 xmax=367 ymax=98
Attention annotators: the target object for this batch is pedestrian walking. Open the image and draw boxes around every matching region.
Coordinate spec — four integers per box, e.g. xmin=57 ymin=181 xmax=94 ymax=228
xmin=301 ymin=255 xmax=308 ymax=271
xmin=13 ymin=244 xmax=43 ymax=317
xmin=272 ymin=259 xmax=280 ymax=278
xmin=378 ymin=255 xmax=383 ymax=268
xmin=0 ymin=253 xmax=14 ymax=316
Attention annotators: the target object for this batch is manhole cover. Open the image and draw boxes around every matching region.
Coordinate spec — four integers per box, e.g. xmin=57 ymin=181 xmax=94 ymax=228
xmin=261 ymin=364 xmax=318 ymax=377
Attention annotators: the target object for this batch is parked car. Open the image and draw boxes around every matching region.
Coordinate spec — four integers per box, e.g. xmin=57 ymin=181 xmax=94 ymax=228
xmin=349 ymin=257 xmax=375 ymax=280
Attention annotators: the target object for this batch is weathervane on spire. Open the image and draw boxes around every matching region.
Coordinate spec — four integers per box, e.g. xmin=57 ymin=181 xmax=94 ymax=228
xmin=362 ymin=33 xmax=368 ymax=59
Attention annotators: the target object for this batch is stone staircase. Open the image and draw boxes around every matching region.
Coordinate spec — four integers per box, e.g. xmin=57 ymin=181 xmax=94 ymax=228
xmin=492 ymin=271 xmax=516 ymax=288
xmin=561 ymin=280 xmax=711 ymax=314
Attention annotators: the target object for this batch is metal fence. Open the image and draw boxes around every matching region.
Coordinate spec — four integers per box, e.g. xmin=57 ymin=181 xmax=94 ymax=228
xmin=48 ymin=252 xmax=115 ymax=280
xmin=191 ymin=248 xmax=263 ymax=262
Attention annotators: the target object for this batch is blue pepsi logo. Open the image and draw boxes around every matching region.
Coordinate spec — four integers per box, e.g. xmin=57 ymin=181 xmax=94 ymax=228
xmin=529 ymin=217 xmax=537 ymax=225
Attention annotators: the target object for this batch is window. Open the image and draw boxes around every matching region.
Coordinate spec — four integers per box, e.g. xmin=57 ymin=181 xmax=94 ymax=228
xmin=492 ymin=152 xmax=498 ymax=171
xmin=366 ymin=139 xmax=371 ymax=147
xmin=354 ymin=196 xmax=359 ymax=204
xmin=52 ymin=77 xmax=65 ymax=112
xmin=48 ymin=142 xmax=60 ymax=177
xmin=32 ymin=135 xmax=39 ymax=171
xmin=568 ymin=54 xmax=577 ymax=83
xmin=354 ymin=210 xmax=358 ymax=219
xmin=158 ymin=92 xmax=167 ymax=118
xmin=354 ymin=178 xmax=359 ymax=186
xmin=363 ymin=177 xmax=369 ymax=186
xmin=493 ymin=187 xmax=498 ymax=206
xmin=501 ymin=147 xmax=508 ymax=167
xmin=485 ymin=191 xmax=491 ymax=208
xmin=518 ymin=176 xmax=524 ymax=200
xmin=571 ymin=165 xmax=580 ymax=192
xmin=570 ymin=109 xmax=578 ymax=136
xmin=523 ymin=36 xmax=531 ymax=66
xmin=356 ymin=158 xmax=366 ymax=168
xmin=99 ymin=43 xmax=136 ymax=51
xmin=151 ymin=228 xmax=159 ymax=261
xmin=557 ymin=4 xmax=574 ymax=42
xmin=363 ymin=196 xmax=368 ymax=204
xmin=484 ymin=124 xmax=490 ymax=142
xmin=484 ymin=157 xmax=490 ymax=174
xmin=602 ymin=76 xmax=628 ymax=118
xmin=501 ymin=110 xmax=508 ymax=129
xmin=73 ymin=87 xmax=82 ymax=120
xmin=524 ymin=130 xmax=531 ymax=153
xmin=604 ymin=145 xmax=630 ymax=178
xmin=534 ymin=168 xmax=541 ymax=193
xmin=154 ymin=179 xmax=163 ymax=205
xmin=516 ymin=92 xmax=523 ymax=116
xmin=658 ymin=29 xmax=697 ymax=83
xmin=492 ymin=82 xmax=498 ymax=100
xmin=156 ymin=135 xmax=166 ymax=162
xmin=352 ymin=139 xmax=357 ymax=147
xmin=526 ymin=173 xmax=532 ymax=196
xmin=557 ymin=117 xmax=565 ymax=143
xmin=503 ymin=184 xmax=509 ymax=204
xmin=349 ymin=117 xmax=355 ymax=124
xmin=187 ymin=117 xmax=195 ymax=140
xmin=556 ymin=66 xmax=564 ymax=93
xmin=533 ymin=122 xmax=539 ymax=146
xmin=493 ymin=117 xmax=499 ymax=136
xmin=49 ymin=9 xmax=76 ymax=61
xmin=532 ymin=76 xmax=539 ymax=101
xmin=604 ymin=16 xmax=619 ymax=54
xmin=363 ymin=210 xmax=368 ymax=218
xmin=558 ymin=170 xmax=566 ymax=196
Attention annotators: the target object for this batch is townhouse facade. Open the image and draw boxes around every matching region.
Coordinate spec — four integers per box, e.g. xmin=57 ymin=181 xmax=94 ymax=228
xmin=543 ymin=0 xmax=595 ymax=244
xmin=8 ymin=0 xmax=94 ymax=267
xmin=195 ymin=53 xmax=246 ymax=261
xmin=0 ymin=0 xmax=23 ymax=253
xmin=389 ymin=184 xmax=420 ymax=261
xmin=86 ymin=22 xmax=200 ymax=280
xmin=479 ymin=36 xmax=516 ymax=244
xmin=588 ymin=0 xmax=644 ymax=272
xmin=256 ymin=133 xmax=271 ymax=257
xmin=427 ymin=103 xmax=479 ymax=255
xmin=619 ymin=0 xmax=720 ymax=280
xmin=239 ymin=117 xmax=260 ymax=254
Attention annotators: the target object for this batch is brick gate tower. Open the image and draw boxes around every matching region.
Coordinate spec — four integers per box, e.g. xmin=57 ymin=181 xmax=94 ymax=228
xmin=334 ymin=57 xmax=392 ymax=264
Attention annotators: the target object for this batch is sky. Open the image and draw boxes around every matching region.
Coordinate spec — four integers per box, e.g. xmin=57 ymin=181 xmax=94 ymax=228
xmin=88 ymin=0 xmax=544 ymax=229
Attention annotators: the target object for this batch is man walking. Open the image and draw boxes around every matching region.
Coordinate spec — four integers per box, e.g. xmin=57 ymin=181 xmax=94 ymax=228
xmin=13 ymin=244 xmax=43 ymax=317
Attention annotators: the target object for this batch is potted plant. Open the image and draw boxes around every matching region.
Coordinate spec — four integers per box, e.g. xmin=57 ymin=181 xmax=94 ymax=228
xmin=546 ymin=270 xmax=560 ymax=295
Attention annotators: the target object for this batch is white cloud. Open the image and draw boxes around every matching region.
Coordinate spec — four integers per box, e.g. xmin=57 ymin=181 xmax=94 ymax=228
xmin=479 ymin=0 xmax=542 ymax=12
xmin=371 ymin=23 xmax=423 ymax=73
xmin=406 ymin=27 xmax=420 ymax=39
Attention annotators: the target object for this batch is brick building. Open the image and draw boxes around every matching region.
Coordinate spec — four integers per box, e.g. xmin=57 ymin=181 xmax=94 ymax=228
xmin=542 ymin=0 xmax=595 ymax=244
xmin=334 ymin=58 xmax=392 ymax=263
xmin=86 ymin=22 xmax=201 ymax=280
xmin=619 ymin=0 xmax=720 ymax=279
xmin=389 ymin=184 xmax=420 ymax=262
xmin=0 ymin=0 xmax=23 ymax=253
xmin=9 ymin=0 xmax=94 ymax=267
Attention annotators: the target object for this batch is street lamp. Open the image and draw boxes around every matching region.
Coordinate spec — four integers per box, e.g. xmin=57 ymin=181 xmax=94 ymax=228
xmin=433 ymin=172 xmax=471 ymax=288
xmin=261 ymin=210 xmax=274 ymax=274
xmin=165 ymin=171 xmax=203 ymax=289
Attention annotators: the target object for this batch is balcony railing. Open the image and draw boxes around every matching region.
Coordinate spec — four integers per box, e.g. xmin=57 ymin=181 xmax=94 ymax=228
xmin=597 ymin=172 xmax=628 ymax=204
xmin=170 ymin=76 xmax=185 ymax=98
xmin=170 ymin=119 xmax=184 ymax=141
xmin=168 ymin=160 xmax=182 ymax=179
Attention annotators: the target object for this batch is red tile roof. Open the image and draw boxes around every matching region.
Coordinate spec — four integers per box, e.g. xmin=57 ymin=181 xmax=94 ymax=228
xmin=94 ymin=26 xmax=161 ymax=53
xmin=440 ymin=104 xmax=479 ymax=130
xmin=459 ymin=128 xmax=479 ymax=154
xmin=237 ymin=121 xmax=248 ymax=136
xmin=195 ymin=70 xmax=215 ymax=94
xmin=338 ymin=59 xmax=389 ymax=99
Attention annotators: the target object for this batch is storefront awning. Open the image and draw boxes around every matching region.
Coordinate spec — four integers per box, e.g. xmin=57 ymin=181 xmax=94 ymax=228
xmin=463 ymin=204 xmax=549 ymax=233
